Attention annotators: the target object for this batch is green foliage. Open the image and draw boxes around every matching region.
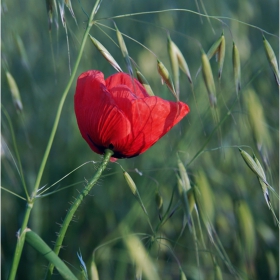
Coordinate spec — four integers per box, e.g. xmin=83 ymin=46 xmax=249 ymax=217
xmin=1 ymin=0 xmax=279 ymax=279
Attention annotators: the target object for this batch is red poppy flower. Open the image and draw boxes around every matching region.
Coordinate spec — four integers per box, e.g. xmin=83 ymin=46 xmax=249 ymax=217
xmin=74 ymin=70 xmax=190 ymax=161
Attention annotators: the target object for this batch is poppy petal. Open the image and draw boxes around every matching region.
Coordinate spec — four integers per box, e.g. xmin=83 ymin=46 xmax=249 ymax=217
xmin=106 ymin=72 xmax=149 ymax=98
xmin=74 ymin=71 xmax=131 ymax=155
xmin=109 ymin=94 xmax=189 ymax=157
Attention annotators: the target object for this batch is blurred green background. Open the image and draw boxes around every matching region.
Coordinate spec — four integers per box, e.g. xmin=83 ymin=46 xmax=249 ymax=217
xmin=1 ymin=0 xmax=279 ymax=279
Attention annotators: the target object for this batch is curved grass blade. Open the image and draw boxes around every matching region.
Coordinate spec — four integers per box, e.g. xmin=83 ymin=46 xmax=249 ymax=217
xmin=25 ymin=229 xmax=78 ymax=280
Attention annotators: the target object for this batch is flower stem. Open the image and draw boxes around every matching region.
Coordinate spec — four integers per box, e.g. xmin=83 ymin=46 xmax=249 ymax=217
xmin=7 ymin=1 xmax=103 ymax=279
xmin=46 ymin=149 xmax=113 ymax=279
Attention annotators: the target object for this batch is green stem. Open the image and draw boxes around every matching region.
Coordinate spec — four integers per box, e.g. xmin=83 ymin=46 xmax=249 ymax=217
xmin=8 ymin=1 xmax=103 ymax=279
xmin=47 ymin=149 xmax=113 ymax=278
xmin=8 ymin=202 xmax=33 ymax=280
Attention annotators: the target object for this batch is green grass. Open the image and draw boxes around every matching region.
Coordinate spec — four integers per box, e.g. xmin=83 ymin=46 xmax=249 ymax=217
xmin=1 ymin=0 xmax=279 ymax=279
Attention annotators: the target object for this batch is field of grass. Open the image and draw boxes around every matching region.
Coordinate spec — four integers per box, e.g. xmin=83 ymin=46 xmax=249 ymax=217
xmin=1 ymin=0 xmax=279 ymax=279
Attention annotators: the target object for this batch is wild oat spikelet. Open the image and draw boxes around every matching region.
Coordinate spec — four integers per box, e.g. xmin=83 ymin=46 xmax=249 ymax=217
xmin=136 ymin=69 xmax=155 ymax=96
xmin=6 ymin=71 xmax=23 ymax=112
xmin=115 ymin=25 xmax=133 ymax=76
xmin=217 ymin=34 xmax=226 ymax=79
xmin=167 ymin=36 xmax=180 ymax=95
xmin=172 ymin=41 xmax=192 ymax=84
xmin=123 ymin=171 xmax=137 ymax=196
xmin=232 ymin=42 xmax=241 ymax=93
xmin=239 ymin=149 xmax=267 ymax=183
xmin=201 ymin=52 xmax=216 ymax=106
xmin=207 ymin=35 xmax=223 ymax=60
xmin=89 ymin=35 xmax=122 ymax=72
xmin=253 ymin=154 xmax=271 ymax=209
xmin=157 ymin=59 xmax=177 ymax=100
xmin=263 ymin=35 xmax=280 ymax=85
xmin=235 ymin=201 xmax=256 ymax=261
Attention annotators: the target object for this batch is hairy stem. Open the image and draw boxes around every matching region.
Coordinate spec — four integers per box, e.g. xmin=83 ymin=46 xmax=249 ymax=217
xmin=46 ymin=149 xmax=113 ymax=278
xmin=8 ymin=1 xmax=103 ymax=279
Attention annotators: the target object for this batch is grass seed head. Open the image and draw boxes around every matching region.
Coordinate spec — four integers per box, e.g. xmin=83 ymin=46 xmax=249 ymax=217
xmin=201 ymin=52 xmax=216 ymax=107
xmin=157 ymin=59 xmax=177 ymax=99
xmin=245 ymin=89 xmax=272 ymax=151
xmin=89 ymin=35 xmax=122 ymax=72
xmin=253 ymin=154 xmax=271 ymax=209
xmin=263 ymin=35 xmax=280 ymax=86
xmin=172 ymin=40 xmax=192 ymax=84
xmin=155 ymin=191 xmax=163 ymax=211
xmin=90 ymin=260 xmax=99 ymax=280
xmin=123 ymin=171 xmax=137 ymax=196
xmin=136 ymin=70 xmax=155 ymax=96
xmin=115 ymin=25 xmax=133 ymax=76
xmin=195 ymin=170 xmax=214 ymax=223
xmin=207 ymin=35 xmax=223 ymax=60
xmin=177 ymin=157 xmax=191 ymax=191
xmin=167 ymin=36 xmax=180 ymax=95
xmin=124 ymin=233 xmax=161 ymax=280
xmin=235 ymin=201 xmax=256 ymax=261
xmin=6 ymin=71 xmax=23 ymax=112
xmin=239 ymin=148 xmax=267 ymax=183
xmin=232 ymin=42 xmax=241 ymax=92
xmin=218 ymin=34 xmax=226 ymax=79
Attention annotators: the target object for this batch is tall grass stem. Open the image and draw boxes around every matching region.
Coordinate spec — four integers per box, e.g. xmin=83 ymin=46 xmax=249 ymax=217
xmin=7 ymin=1 xmax=103 ymax=279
